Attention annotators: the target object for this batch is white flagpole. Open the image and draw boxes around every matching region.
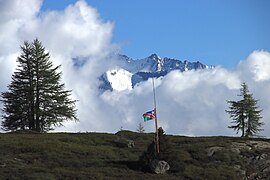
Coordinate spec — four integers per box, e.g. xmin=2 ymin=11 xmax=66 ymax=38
xmin=152 ymin=76 xmax=160 ymax=154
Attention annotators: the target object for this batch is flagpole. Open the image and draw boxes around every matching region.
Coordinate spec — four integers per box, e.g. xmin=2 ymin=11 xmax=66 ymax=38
xmin=152 ymin=76 xmax=160 ymax=154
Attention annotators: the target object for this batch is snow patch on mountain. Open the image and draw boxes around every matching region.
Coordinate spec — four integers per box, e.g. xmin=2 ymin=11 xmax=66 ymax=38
xmin=106 ymin=68 xmax=132 ymax=91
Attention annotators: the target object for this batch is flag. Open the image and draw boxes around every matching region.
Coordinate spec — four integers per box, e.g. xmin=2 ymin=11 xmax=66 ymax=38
xmin=143 ymin=109 xmax=155 ymax=122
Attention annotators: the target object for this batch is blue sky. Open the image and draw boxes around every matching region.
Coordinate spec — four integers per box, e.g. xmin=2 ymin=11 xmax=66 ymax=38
xmin=2 ymin=0 xmax=270 ymax=135
xmin=41 ymin=0 xmax=270 ymax=68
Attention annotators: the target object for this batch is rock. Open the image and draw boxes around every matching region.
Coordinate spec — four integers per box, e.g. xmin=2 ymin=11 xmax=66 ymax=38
xmin=247 ymin=141 xmax=270 ymax=150
xmin=255 ymin=153 xmax=268 ymax=160
xmin=231 ymin=142 xmax=252 ymax=154
xmin=263 ymin=166 xmax=270 ymax=173
xmin=233 ymin=165 xmax=246 ymax=176
xmin=115 ymin=138 xmax=134 ymax=148
xmin=150 ymin=159 xmax=170 ymax=174
xmin=230 ymin=148 xmax=241 ymax=154
xmin=206 ymin=146 xmax=223 ymax=157
xmin=247 ymin=172 xmax=259 ymax=179
xmin=244 ymin=150 xmax=270 ymax=179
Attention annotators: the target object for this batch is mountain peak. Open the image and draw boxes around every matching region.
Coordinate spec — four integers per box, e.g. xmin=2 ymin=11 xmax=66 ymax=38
xmin=148 ymin=53 xmax=161 ymax=60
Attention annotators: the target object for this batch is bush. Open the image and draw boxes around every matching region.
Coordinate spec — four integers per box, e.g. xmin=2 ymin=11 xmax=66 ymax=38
xmin=139 ymin=127 xmax=180 ymax=172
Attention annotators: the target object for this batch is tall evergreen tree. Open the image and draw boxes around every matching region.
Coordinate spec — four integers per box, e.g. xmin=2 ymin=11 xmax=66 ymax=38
xmin=244 ymin=91 xmax=263 ymax=137
xmin=226 ymin=82 xmax=263 ymax=137
xmin=1 ymin=41 xmax=34 ymax=131
xmin=1 ymin=38 xmax=78 ymax=132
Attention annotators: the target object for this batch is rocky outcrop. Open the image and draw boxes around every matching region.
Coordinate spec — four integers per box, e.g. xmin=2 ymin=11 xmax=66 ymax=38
xmin=230 ymin=142 xmax=252 ymax=154
xmin=247 ymin=140 xmax=270 ymax=150
xmin=115 ymin=138 xmax=135 ymax=148
xmin=206 ymin=140 xmax=270 ymax=179
xmin=150 ymin=159 xmax=170 ymax=174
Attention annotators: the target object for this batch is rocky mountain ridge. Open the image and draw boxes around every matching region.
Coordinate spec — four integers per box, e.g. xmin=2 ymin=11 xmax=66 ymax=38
xmin=100 ymin=54 xmax=214 ymax=91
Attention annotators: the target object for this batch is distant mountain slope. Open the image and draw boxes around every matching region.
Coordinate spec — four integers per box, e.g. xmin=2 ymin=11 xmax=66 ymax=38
xmin=100 ymin=54 xmax=214 ymax=91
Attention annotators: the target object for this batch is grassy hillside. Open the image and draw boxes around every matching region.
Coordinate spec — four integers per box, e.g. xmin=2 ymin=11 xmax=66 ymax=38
xmin=0 ymin=131 xmax=270 ymax=179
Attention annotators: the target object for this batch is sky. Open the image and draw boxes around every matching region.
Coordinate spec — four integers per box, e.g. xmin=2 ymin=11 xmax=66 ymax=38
xmin=1 ymin=0 xmax=270 ymax=137
xmin=41 ymin=0 xmax=270 ymax=68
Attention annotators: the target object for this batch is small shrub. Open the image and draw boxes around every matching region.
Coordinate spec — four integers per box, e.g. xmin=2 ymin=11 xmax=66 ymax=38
xmin=139 ymin=127 xmax=180 ymax=173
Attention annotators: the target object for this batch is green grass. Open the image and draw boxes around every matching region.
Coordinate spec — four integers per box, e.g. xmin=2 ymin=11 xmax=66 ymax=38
xmin=0 ymin=131 xmax=269 ymax=179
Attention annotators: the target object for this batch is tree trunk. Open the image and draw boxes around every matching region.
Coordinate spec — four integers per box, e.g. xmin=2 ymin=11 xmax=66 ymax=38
xmin=35 ymin=56 xmax=40 ymax=132
xmin=241 ymin=115 xmax=245 ymax=137
xmin=35 ymin=79 xmax=40 ymax=132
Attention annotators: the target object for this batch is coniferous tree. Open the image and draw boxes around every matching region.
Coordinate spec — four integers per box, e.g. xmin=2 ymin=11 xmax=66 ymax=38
xmin=226 ymin=100 xmax=246 ymax=137
xmin=137 ymin=122 xmax=145 ymax=133
xmin=1 ymin=38 xmax=78 ymax=132
xmin=226 ymin=82 xmax=263 ymax=137
xmin=1 ymin=41 xmax=34 ymax=131
xmin=244 ymin=90 xmax=263 ymax=137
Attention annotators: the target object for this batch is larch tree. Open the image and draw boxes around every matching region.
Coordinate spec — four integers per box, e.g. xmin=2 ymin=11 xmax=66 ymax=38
xmin=226 ymin=82 xmax=263 ymax=137
xmin=1 ymin=38 xmax=78 ymax=132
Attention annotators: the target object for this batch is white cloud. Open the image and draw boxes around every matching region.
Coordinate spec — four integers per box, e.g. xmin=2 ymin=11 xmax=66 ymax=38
xmin=0 ymin=0 xmax=116 ymax=132
xmin=0 ymin=0 xmax=42 ymax=53
xmin=238 ymin=50 xmax=270 ymax=82
xmin=1 ymin=0 xmax=270 ymax=137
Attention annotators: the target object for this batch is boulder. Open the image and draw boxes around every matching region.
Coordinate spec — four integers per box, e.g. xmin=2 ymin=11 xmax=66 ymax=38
xmin=150 ymin=159 xmax=170 ymax=174
xmin=206 ymin=146 xmax=223 ymax=157
xmin=247 ymin=141 xmax=270 ymax=150
xmin=115 ymin=138 xmax=135 ymax=148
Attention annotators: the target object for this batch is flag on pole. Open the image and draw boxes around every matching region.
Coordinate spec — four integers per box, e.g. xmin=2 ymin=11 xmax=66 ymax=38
xmin=143 ymin=109 xmax=155 ymax=122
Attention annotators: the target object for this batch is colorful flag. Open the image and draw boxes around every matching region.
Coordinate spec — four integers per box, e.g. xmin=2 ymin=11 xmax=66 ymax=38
xmin=143 ymin=109 xmax=155 ymax=122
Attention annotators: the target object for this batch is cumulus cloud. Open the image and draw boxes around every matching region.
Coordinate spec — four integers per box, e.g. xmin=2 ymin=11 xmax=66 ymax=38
xmin=0 ymin=0 xmax=42 ymax=90
xmin=238 ymin=51 xmax=270 ymax=82
xmin=1 ymin=0 xmax=270 ymax=137
xmin=0 ymin=0 xmax=116 ymax=132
